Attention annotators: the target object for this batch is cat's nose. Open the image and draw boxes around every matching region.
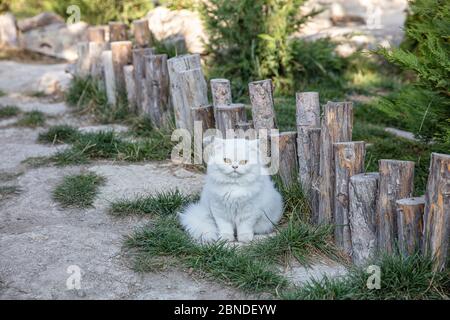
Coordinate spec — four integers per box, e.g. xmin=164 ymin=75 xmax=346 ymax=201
xmin=232 ymin=165 xmax=238 ymax=170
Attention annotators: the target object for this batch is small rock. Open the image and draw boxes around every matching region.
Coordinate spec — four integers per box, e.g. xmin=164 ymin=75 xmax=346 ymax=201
xmin=0 ymin=12 xmax=18 ymax=47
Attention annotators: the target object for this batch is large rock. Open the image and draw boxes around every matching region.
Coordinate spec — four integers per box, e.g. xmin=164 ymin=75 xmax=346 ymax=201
xmin=17 ymin=11 xmax=64 ymax=32
xmin=19 ymin=22 xmax=88 ymax=61
xmin=0 ymin=12 xmax=18 ymax=47
xmin=145 ymin=7 xmax=206 ymax=54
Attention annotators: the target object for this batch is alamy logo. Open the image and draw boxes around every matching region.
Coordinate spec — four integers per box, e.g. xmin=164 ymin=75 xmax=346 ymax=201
xmin=366 ymin=265 xmax=381 ymax=290
xmin=66 ymin=5 xmax=81 ymax=24
xmin=66 ymin=265 xmax=82 ymax=290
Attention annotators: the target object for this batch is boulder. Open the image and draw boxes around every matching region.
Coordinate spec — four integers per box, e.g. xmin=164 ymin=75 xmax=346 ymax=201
xmin=19 ymin=22 xmax=88 ymax=61
xmin=0 ymin=12 xmax=18 ymax=47
xmin=17 ymin=12 xmax=64 ymax=32
xmin=145 ymin=7 xmax=207 ymax=54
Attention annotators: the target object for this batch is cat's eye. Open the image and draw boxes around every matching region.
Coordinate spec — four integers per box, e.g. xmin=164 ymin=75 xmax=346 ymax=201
xmin=239 ymin=160 xmax=248 ymax=165
xmin=223 ymin=158 xmax=232 ymax=164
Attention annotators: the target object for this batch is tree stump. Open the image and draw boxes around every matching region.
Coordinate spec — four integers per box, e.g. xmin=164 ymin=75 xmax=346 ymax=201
xmin=396 ymin=196 xmax=425 ymax=257
xmin=123 ymin=65 xmax=136 ymax=111
xmin=318 ymin=101 xmax=353 ymax=225
xmin=422 ymin=153 xmax=450 ymax=271
xmin=191 ymin=104 xmax=215 ymax=133
xmin=248 ymin=79 xmax=277 ymax=131
xmin=349 ymin=172 xmax=379 ymax=266
xmin=111 ymin=41 xmax=132 ymax=96
xmin=87 ymin=26 xmax=106 ymax=43
xmin=296 ymin=92 xmax=321 ymax=191
xmin=215 ymin=103 xmax=247 ymax=138
xmin=88 ymin=42 xmax=106 ymax=78
xmin=308 ymin=127 xmax=321 ymax=224
xmin=334 ymin=141 xmax=366 ymax=255
xmin=132 ymin=48 xmax=154 ymax=113
xmin=109 ymin=22 xmax=128 ymax=41
xmin=211 ymin=78 xmax=232 ymax=107
xmin=271 ymin=132 xmax=298 ymax=187
xmin=75 ymin=42 xmax=89 ymax=77
xmin=133 ymin=19 xmax=152 ymax=48
xmin=143 ymin=54 xmax=170 ymax=128
xmin=377 ymin=159 xmax=415 ymax=253
xmin=101 ymin=50 xmax=116 ymax=105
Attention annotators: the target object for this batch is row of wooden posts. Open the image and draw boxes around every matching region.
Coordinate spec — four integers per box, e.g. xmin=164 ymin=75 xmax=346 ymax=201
xmin=74 ymin=20 xmax=449 ymax=271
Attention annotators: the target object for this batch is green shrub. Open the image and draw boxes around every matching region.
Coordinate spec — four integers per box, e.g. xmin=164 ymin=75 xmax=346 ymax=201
xmin=377 ymin=0 xmax=450 ymax=148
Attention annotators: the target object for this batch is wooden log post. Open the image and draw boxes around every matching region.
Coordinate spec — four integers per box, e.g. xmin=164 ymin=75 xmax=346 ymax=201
xmin=192 ymin=104 xmax=215 ymax=132
xmin=123 ymin=65 xmax=136 ymax=111
xmin=334 ymin=141 xmax=366 ymax=255
xmin=109 ymin=22 xmax=128 ymax=42
xmin=215 ymin=103 xmax=247 ymax=138
xmin=133 ymin=19 xmax=152 ymax=48
xmin=88 ymin=42 xmax=106 ymax=78
xmin=143 ymin=54 xmax=170 ymax=128
xmin=248 ymin=79 xmax=277 ymax=131
xmin=422 ymin=153 xmax=450 ymax=271
xmin=167 ymin=54 xmax=204 ymax=132
xmin=349 ymin=172 xmax=379 ymax=266
xmin=132 ymin=48 xmax=154 ymax=114
xmin=270 ymin=132 xmax=298 ymax=187
xmin=87 ymin=26 xmax=106 ymax=43
xmin=396 ymin=196 xmax=425 ymax=257
xmin=308 ymin=127 xmax=321 ymax=224
xmin=111 ymin=41 xmax=132 ymax=96
xmin=377 ymin=160 xmax=415 ymax=253
xmin=75 ymin=42 xmax=89 ymax=77
xmin=296 ymin=92 xmax=321 ymax=191
xmin=236 ymin=121 xmax=253 ymax=131
xmin=211 ymin=78 xmax=232 ymax=107
xmin=101 ymin=50 xmax=116 ymax=105
xmin=318 ymin=101 xmax=353 ymax=225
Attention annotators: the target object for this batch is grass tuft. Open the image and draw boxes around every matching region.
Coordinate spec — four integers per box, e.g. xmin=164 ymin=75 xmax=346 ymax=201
xmin=110 ymin=189 xmax=198 ymax=216
xmin=0 ymin=105 xmax=21 ymax=119
xmin=38 ymin=125 xmax=79 ymax=144
xmin=52 ymin=172 xmax=106 ymax=208
xmin=0 ymin=185 xmax=21 ymax=202
xmin=16 ymin=110 xmax=46 ymax=127
xmin=282 ymin=252 xmax=450 ymax=300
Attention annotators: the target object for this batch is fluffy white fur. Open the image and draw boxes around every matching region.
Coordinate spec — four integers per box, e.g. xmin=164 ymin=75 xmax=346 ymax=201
xmin=179 ymin=138 xmax=283 ymax=243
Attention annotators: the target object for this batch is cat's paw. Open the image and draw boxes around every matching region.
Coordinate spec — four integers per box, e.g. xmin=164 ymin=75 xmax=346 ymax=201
xmin=219 ymin=233 xmax=235 ymax=242
xmin=237 ymin=232 xmax=254 ymax=243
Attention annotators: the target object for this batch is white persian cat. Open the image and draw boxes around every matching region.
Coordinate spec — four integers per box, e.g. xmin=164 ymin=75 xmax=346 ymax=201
xmin=179 ymin=137 xmax=283 ymax=243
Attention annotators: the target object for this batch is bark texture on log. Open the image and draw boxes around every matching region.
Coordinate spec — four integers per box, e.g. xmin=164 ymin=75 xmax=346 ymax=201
xmin=318 ymin=101 xmax=353 ymax=225
xmin=271 ymin=132 xmax=298 ymax=187
xmin=109 ymin=22 xmax=128 ymax=41
xmin=396 ymin=196 xmax=425 ymax=257
xmin=133 ymin=19 xmax=152 ymax=48
xmin=308 ymin=127 xmax=321 ymax=224
xmin=75 ymin=42 xmax=89 ymax=77
xmin=296 ymin=92 xmax=321 ymax=191
xmin=349 ymin=172 xmax=379 ymax=265
xmin=248 ymin=79 xmax=277 ymax=131
xmin=167 ymin=54 xmax=206 ymax=132
xmin=191 ymin=104 xmax=215 ymax=132
xmin=143 ymin=54 xmax=170 ymax=128
xmin=101 ymin=50 xmax=116 ymax=105
xmin=377 ymin=159 xmax=415 ymax=253
xmin=211 ymin=78 xmax=232 ymax=107
xmin=422 ymin=153 xmax=450 ymax=271
xmin=111 ymin=41 xmax=132 ymax=95
xmin=215 ymin=103 xmax=247 ymax=138
xmin=334 ymin=141 xmax=365 ymax=254
xmin=123 ymin=65 xmax=136 ymax=111
xmin=87 ymin=26 xmax=106 ymax=43
xmin=132 ymin=48 xmax=154 ymax=112
xmin=88 ymin=42 xmax=106 ymax=78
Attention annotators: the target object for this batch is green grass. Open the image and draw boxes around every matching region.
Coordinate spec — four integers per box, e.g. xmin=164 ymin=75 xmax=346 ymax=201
xmin=52 ymin=172 xmax=106 ymax=208
xmin=28 ymin=91 xmax=46 ymax=98
xmin=0 ymin=186 xmax=21 ymax=202
xmin=110 ymin=189 xmax=198 ymax=216
xmin=16 ymin=110 xmax=46 ymax=127
xmin=0 ymin=90 xmax=5 ymax=97
xmin=0 ymin=105 xmax=21 ymax=119
xmin=282 ymin=252 xmax=449 ymax=300
xmin=38 ymin=125 xmax=80 ymax=144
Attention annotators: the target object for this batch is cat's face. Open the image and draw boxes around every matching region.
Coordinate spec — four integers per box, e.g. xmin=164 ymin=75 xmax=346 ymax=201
xmin=208 ymin=138 xmax=261 ymax=178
